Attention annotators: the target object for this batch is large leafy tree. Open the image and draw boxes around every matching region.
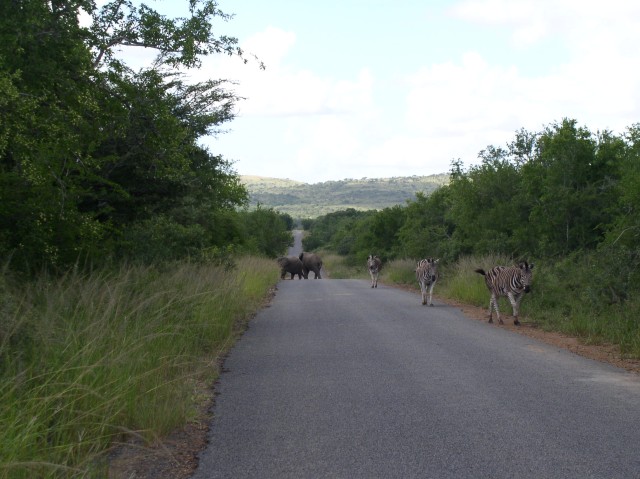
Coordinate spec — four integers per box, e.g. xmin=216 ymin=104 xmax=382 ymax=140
xmin=87 ymin=0 xmax=258 ymax=71
xmin=0 ymin=0 xmax=106 ymax=268
xmin=396 ymin=188 xmax=453 ymax=260
xmin=454 ymin=145 xmax=534 ymax=257
xmin=1 ymin=0 xmax=255 ymax=271
xmin=523 ymin=119 xmax=621 ymax=256
xmin=447 ymin=149 xmax=528 ymax=257
xmin=351 ymin=205 xmax=405 ymax=261
xmin=607 ymin=124 xmax=640 ymax=248
xmin=83 ymin=69 xmax=244 ymax=225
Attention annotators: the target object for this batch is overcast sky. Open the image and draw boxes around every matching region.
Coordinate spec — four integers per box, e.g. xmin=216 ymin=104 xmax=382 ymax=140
xmin=121 ymin=0 xmax=640 ymax=183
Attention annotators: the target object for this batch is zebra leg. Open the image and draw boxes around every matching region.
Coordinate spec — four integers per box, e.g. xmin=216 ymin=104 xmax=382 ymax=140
xmin=490 ymin=293 xmax=503 ymax=324
xmin=509 ymin=292 xmax=523 ymax=326
xmin=487 ymin=293 xmax=494 ymax=323
xmin=428 ymin=282 xmax=435 ymax=306
xmin=420 ymin=281 xmax=427 ymax=305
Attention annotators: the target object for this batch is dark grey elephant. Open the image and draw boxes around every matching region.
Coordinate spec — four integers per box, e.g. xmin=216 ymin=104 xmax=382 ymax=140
xmin=299 ymin=252 xmax=323 ymax=279
xmin=276 ymin=256 xmax=304 ymax=279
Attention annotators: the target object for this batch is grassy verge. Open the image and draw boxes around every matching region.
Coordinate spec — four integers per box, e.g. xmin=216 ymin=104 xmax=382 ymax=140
xmin=0 ymin=257 xmax=278 ymax=478
xmin=335 ymin=254 xmax=640 ymax=359
xmin=319 ymin=251 xmax=367 ymax=279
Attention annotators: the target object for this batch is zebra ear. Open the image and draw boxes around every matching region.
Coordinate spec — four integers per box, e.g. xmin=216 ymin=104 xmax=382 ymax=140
xmin=529 ymin=263 xmax=534 ymax=270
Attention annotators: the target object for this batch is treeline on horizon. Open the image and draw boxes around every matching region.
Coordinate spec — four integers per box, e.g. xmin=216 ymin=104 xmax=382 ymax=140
xmin=303 ymin=118 xmax=640 ymax=309
xmin=242 ymin=174 xmax=449 ymax=218
xmin=0 ymin=1 xmax=294 ymax=276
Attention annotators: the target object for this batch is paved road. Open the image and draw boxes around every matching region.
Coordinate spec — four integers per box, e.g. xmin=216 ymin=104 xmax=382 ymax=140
xmin=287 ymin=229 xmax=304 ymax=257
xmin=191 ymin=276 xmax=640 ymax=479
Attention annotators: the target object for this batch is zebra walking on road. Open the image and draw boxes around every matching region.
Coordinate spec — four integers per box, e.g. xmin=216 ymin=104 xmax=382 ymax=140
xmin=367 ymin=255 xmax=382 ymax=288
xmin=416 ymin=258 xmax=439 ymax=306
xmin=474 ymin=261 xmax=534 ymax=325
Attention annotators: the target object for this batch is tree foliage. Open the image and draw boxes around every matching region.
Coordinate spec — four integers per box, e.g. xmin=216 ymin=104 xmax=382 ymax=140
xmin=0 ymin=0 xmax=287 ymax=273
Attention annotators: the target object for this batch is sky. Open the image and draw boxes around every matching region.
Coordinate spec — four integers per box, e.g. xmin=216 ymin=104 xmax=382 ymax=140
xmin=118 ymin=0 xmax=640 ymax=183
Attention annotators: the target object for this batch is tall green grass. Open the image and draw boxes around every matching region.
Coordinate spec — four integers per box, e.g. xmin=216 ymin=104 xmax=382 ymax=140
xmin=381 ymin=259 xmax=417 ymax=286
xmin=436 ymin=254 xmax=514 ymax=308
xmin=318 ymin=251 xmax=366 ymax=279
xmin=0 ymin=257 xmax=278 ymax=478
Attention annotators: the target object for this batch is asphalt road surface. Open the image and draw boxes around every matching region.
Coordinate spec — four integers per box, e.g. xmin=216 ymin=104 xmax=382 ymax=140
xmin=191 ymin=272 xmax=640 ymax=479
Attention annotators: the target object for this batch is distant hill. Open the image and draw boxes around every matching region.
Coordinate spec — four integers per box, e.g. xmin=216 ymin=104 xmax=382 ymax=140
xmin=240 ymin=174 xmax=449 ymax=218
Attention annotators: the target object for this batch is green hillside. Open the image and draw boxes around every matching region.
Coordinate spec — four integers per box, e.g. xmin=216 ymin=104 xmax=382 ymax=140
xmin=241 ymin=174 xmax=449 ymax=218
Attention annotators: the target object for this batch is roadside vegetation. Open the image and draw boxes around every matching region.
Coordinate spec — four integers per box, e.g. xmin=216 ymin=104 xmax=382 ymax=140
xmin=0 ymin=2 xmax=291 ymax=477
xmin=0 ymin=259 xmax=278 ymax=478
xmin=304 ymin=120 xmax=640 ymax=359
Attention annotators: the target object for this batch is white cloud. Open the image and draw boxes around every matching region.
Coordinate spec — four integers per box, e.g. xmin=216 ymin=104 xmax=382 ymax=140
xmin=449 ymin=0 xmax=544 ymax=47
xmin=450 ymin=0 xmax=537 ymax=25
xmin=449 ymin=0 xmax=640 ymax=53
xmin=199 ymin=27 xmax=375 ymax=118
xmin=404 ymin=0 xmax=640 ymax=152
xmin=404 ymin=52 xmax=526 ymax=137
xmin=241 ymin=26 xmax=296 ymax=66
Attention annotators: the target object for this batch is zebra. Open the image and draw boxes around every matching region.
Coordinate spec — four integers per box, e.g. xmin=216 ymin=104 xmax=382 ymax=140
xmin=367 ymin=255 xmax=382 ymax=288
xmin=474 ymin=261 xmax=534 ymax=325
xmin=416 ymin=258 xmax=439 ymax=306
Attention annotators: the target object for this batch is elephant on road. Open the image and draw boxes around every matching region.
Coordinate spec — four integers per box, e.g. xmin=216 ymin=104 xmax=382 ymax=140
xmin=276 ymin=256 xmax=304 ymax=280
xmin=299 ymin=252 xmax=323 ymax=279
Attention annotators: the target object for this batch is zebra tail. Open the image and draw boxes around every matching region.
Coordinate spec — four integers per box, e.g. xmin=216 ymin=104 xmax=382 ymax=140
xmin=474 ymin=268 xmax=486 ymax=276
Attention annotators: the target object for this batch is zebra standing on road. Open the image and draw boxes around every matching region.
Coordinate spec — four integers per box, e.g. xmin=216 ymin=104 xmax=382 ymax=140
xmin=367 ymin=255 xmax=382 ymax=288
xmin=416 ymin=258 xmax=439 ymax=306
xmin=474 ymin=261 xmax=534 ymax=326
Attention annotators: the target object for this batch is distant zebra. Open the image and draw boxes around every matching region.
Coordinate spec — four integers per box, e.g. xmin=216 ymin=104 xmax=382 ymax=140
xmin=474 ymin=261 xmax=534 ymax=325
xmin=416 ymin=258 xmax=439 ymax=306
xmin=367 ymin=255 xmax=382 ymax=288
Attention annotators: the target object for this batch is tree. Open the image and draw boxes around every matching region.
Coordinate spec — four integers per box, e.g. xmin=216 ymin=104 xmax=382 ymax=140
xmin=82 ymin=69 xmax=244 ymax=226
xmin=352 ymin=205 xmax=406 ymax=261
xmin=396 ymin=189 xmax=453 ymax=260
xmin=0 ymin=0 xmax=109 ymax=269
xmin=0 ymin=0 xmax=256 ymax=271
xmin=238 ymin=206 xmax=293 ymax=258
xmin=87 ymin=0 xmax=260 ymax=71
xmin=523 ymin=119 xmax=620 ymax=256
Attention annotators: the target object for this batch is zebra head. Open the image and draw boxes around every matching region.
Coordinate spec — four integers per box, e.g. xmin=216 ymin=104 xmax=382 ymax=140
xmin=518 ymin=261 xmax=534 ymax=293
xmin=417 ymin=257 xmax=439 ymax=282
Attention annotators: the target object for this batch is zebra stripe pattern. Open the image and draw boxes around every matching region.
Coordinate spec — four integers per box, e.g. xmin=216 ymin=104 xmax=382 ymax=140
xmin=416 ymin=258 xmax=439 ymax=306
xmin=474 ymin=261 xmax=534 ymax=325
xmin=367 ymin=255 xmax=382 ymax=288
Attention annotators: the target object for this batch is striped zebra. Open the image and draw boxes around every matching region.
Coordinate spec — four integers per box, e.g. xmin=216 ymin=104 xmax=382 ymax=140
xmin=416 ymin=258 xmax=439 ymax=306
xmin=474 ymin=261 xmax=534 ymax=325
xmin=367 ymin=255 xmax=382 ymax=288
